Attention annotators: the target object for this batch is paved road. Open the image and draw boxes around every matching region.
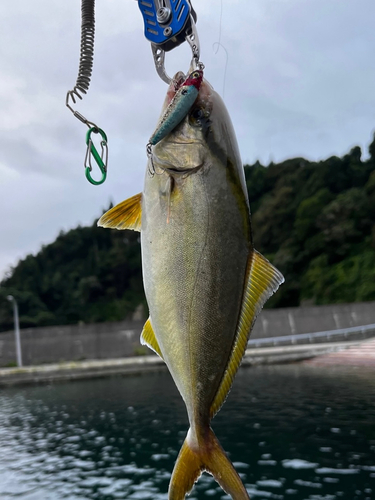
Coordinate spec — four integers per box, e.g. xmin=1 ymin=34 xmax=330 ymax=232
xmin=305 ymin=337 xmax=375 ymax=367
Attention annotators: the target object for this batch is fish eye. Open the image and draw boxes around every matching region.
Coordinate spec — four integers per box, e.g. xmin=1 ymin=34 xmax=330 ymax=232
xmin=192 ymin=108 xmax=204 ymax=119
xmin=192 ymin=71 xmax=200 ymax=78
xmin=189 ymin=107 xmax=204 ymax=126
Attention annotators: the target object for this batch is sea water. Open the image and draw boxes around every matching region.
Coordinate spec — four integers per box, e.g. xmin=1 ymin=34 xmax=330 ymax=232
xmin=0 ymin=364 xmax=374 ymax=500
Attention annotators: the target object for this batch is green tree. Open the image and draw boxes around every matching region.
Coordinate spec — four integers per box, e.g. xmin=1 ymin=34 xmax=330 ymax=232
xmin=1 ymin=143 xmax=375 ymax=331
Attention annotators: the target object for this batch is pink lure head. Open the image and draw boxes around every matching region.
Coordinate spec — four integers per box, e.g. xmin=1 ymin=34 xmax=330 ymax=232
xmin=183 ymin=69 xmax=203 ymax=90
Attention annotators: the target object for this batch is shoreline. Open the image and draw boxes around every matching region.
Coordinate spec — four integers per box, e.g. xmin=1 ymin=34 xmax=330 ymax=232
xmin=1 ymin=339 xmax=371 ymax=387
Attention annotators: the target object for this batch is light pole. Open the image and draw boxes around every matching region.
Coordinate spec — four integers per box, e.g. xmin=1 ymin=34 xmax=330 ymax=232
xmin=7 ymin=295 xmax=22 ymax=367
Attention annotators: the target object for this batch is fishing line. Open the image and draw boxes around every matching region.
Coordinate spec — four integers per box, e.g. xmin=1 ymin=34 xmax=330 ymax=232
xmin=214 ymin=0 xmax=223 ymax=55
xmin=212 ymin=0 xmax=228 ymax=98
xmin=212 ymin=42 xmax=229 ymax=99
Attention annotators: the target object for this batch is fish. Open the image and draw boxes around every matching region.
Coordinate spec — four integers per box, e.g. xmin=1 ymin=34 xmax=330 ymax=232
xmin=148 ymin=69 xmax=203 ymax=147
xmin=98 ymin=71 xmax=284 ymax=499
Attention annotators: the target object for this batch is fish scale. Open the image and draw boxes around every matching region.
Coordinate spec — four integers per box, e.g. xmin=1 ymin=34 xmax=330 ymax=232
xmin=98 ymin=72 xmax=284 ymax=500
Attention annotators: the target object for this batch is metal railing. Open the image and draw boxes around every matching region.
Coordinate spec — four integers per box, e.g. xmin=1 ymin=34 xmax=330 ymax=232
xmin=248 ymin=323 xmax=375 ymax=348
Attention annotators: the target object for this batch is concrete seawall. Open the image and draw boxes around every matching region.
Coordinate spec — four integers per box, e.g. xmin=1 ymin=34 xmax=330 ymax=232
xmin=1 ymin=339 xmax=371 ymax=387
xmin=1 ymin=301 xmax=375 ymax=367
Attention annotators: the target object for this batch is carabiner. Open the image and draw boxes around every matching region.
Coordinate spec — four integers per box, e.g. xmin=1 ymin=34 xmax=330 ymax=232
xmin=138 ymin=0 xmax=202 ymax=84
xmin=85 ymin=127 xmax=108 ymax=185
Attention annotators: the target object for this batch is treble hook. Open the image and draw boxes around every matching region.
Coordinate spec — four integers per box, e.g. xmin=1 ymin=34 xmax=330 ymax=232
xmin=85 ymin=127 xmax=108 ymax=185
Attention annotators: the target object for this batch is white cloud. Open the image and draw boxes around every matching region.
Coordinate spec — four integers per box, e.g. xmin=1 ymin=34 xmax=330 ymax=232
xmin=0 ymin=0 xmax=375 ymax=277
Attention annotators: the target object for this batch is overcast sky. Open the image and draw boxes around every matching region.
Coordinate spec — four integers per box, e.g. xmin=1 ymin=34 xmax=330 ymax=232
xmin=1 ymin=0 xmax=375 ymax=279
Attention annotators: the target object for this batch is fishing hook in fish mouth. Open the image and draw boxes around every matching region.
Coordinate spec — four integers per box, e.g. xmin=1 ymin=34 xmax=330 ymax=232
xmin=147 ymin=143 xmax=154 ymax=177
xmin=147 ymin=143 xmax=165 ymax=177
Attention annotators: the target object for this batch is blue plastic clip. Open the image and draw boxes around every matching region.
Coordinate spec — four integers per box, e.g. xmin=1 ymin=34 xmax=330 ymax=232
xmin=137 ymin=1 xmax=201 ymax=84
xmin=138 ymin=0 xmax=192 ymax=47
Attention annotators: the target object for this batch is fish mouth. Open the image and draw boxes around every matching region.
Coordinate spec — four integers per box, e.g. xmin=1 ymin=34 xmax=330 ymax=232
xmin=166 ymin=139 xmax=202 ymax=146
xmin=152 ymin=161 xmax=204 ymax=176
xmin=165 ymin=163 xmax=204 ymax=176
xmin=152 ymin=137 xmax=206 ymax=174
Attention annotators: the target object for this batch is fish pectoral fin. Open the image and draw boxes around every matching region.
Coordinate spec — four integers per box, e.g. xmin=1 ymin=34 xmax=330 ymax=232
xmin=140 ymin=317 xmax=164 ymax=360
xmin=169 ymin=427 xmax=250 ymax=499
xmin=210 ymin=250 xmax=284 ymax=418
xmin=97 ymin=193 xmax=142 ymax=231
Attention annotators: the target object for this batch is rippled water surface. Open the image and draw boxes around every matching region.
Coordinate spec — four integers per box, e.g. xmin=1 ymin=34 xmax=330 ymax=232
xmin=1 ymin=364 xmax=375 ymax=500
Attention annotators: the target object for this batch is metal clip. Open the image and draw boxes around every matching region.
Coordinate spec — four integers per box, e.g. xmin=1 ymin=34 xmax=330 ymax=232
xmin=138 ymin=1 xmax=202 ymax=84
xmin=66 ymin=91 xmax=100 ymax=130
xmin=151 ymin=44 xmax=171 ymax=84
xmin=85 ymin=127 xmax=108 ymax=185
xmin=187 ymin=17 xmax=205 ymax=74
xmin=66 ymin=91 xmax=108 ymax=186
xmin=152 ymin=13 xmax=203 ymax=83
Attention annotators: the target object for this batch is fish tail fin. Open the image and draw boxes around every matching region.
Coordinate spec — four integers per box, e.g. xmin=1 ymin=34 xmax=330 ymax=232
xmin=168 ymin=427 xmax=249 ymax=500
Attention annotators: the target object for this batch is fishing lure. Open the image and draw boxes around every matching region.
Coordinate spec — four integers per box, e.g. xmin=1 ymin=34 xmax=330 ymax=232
xmin=148 ymin=69 xmax=203 ymax=147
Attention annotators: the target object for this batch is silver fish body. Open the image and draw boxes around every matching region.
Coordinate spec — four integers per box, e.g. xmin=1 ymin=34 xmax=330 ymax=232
xmin=99 ymin=73 xmax=284 ymax=499
xmin=142 ymin=81 xmax=251 ymax=423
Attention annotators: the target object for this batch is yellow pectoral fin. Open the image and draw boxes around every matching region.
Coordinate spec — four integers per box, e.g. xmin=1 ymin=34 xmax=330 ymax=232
xmin=210 ymin=250 xmax=284 ymax=418
xmin=97 ymin=193 xmax=142 ymax=231
xmin=140 ymin=318 xmax=164 ymax=360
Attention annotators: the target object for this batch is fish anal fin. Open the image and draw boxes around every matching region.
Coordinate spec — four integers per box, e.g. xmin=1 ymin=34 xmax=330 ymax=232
xmin=210 ymin=250 xmax=284 ymax=418
xmin=140 ymin=317 xmax=164 ymax=360
xmin=97 ymin=193 xmax=142 ymax=231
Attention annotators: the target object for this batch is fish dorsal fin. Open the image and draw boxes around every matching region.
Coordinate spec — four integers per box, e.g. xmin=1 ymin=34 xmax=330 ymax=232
xmin=140 ymin=317 xmax=164 ymax=360
xmin=210 ymin=250 xmax=284 ymax=418
xmin=97 ymin=193 xmax=142 ymax=231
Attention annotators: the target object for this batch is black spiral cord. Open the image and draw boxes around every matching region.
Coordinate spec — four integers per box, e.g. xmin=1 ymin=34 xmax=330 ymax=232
xmin=69 ymin=0 xmax=96 ymax=104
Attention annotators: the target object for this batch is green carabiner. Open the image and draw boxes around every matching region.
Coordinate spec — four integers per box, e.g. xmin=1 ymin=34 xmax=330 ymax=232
xmin=85 ymin=127 xmax=108 ymax=185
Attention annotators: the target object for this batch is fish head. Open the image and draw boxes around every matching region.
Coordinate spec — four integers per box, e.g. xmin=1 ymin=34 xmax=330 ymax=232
xmin=152 ymin=72 xmax=243 ymax=176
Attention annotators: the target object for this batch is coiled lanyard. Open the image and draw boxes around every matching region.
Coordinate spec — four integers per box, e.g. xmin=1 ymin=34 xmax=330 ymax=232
xmin=66 ymin=0 xmax=107 ymax=185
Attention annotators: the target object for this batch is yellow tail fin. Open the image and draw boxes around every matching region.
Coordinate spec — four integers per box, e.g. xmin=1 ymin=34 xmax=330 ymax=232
xmin=169 ymin=427 xmax=249 ymax=500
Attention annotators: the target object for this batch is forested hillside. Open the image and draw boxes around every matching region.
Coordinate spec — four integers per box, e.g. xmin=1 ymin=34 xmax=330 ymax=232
xmin=1 ymin=138 xmax=374 ymax=332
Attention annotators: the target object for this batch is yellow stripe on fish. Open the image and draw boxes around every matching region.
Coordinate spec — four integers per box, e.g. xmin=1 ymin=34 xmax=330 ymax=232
xmin=210 ymin=250 xmax=284 ymax=419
